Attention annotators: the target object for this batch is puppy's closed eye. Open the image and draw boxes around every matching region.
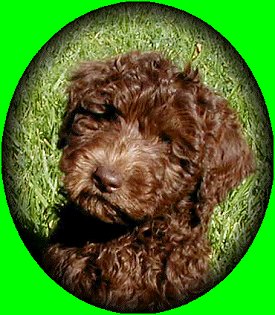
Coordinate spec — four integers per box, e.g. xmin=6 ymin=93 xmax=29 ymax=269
xmin=80 ymin=103 xmax=120 ymax=120
xmin=85 ymin=103 xmax=107 ymax=115
xmin=71 ymin=104 xmax=120 ymax=135
xmin=100 ymin=104 xmax=121 ymax=121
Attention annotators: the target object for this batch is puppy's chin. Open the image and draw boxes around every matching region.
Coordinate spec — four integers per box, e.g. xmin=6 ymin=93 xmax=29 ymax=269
xmin=75 ymin=192 xmax=147 ymax=226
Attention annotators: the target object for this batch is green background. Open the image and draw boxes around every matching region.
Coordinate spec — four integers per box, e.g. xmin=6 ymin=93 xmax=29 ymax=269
xmin=0 ymin=0 xmax=274 ymax=314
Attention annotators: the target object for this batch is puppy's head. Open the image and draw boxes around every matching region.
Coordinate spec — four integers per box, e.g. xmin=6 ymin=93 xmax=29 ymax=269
xmin=59 ymin=52 xmax=253 ymax=225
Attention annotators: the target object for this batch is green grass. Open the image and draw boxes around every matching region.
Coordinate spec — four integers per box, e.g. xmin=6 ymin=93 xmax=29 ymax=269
xmin=2 ymin=3 xmax=272 ymax=281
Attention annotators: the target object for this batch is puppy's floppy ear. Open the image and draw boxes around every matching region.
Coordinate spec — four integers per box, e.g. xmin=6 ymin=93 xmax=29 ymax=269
xmin=58 ymin=61 xmax=114 ymax=149
xmin=175 ymin=64 xmax=254 ymax=225
xmin=196 ymin=85 xmax=255 ymax=226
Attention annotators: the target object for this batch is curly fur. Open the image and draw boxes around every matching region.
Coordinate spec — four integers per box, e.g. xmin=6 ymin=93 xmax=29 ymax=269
xmin=44 ymin=51 xmax=254 ymax=312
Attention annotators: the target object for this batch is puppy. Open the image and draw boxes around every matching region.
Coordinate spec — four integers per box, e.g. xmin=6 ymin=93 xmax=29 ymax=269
xmin=44 ymin=51 xmax=254 ymax=312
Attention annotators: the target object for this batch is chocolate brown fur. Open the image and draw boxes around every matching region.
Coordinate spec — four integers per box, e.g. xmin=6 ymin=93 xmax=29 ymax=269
xmin=44 ymin=51 xmax=254 ymax=312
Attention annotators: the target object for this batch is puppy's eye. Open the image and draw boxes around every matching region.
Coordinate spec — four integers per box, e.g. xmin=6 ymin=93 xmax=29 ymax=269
xmin=102 ymin=104 xmax=120 ymax=120
xmin=77 ymin=103 xmax=120 ymax=121
xmin=160 ymin=133 xmax=172 ymax=144
xmin=89 ymin=103 xmax=106 ymax=114
xmin=89 ymin=103 xmax=119 ymax=119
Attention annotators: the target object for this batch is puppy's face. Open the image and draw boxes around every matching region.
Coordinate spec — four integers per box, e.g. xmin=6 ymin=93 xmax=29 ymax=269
xmin=59 ymin=53 xmax=205 ymax=224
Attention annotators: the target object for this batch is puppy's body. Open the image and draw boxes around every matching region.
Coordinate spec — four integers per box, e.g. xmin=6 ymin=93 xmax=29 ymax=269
xmin=44 ymin=52 xmax=253 ymax=312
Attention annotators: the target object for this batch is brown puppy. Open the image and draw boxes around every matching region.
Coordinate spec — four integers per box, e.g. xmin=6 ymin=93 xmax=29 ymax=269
xmin=44 ymin=51 xmax=254 ymax=312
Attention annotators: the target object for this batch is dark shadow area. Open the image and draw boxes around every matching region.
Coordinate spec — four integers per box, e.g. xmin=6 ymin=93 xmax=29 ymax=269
xmin=49 ymin=202 xmax=134 ymax=246
xmin=17 ymin=202 xmax=136 ymax=266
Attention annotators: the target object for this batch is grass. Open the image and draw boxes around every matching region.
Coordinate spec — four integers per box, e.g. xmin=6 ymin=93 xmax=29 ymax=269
xmin=2 ymin=3 xmax=272 ymax=283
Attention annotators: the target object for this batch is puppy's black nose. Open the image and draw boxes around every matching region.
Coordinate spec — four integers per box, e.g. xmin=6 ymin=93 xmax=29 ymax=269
xmin=93 ymin=166 xmax=122 ymax=193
